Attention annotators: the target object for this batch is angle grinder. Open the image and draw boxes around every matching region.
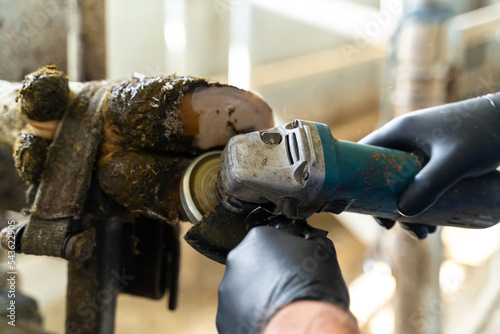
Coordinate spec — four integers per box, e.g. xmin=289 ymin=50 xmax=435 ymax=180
xmin=181 ymin=119 xmax=500 ymax=264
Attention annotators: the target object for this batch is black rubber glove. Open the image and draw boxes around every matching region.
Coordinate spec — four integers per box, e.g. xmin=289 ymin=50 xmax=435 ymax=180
xmin=360 ymin=93 xmax=500 ymax=238
xmin=216 ymin=225 xmax=349 ymax=334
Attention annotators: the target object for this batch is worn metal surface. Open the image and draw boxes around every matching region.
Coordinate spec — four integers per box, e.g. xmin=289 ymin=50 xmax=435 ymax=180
xmin=0 ymin=0 xmax=67 ymax=81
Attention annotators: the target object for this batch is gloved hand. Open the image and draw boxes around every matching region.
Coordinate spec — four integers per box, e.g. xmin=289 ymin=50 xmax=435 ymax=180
xmin=216 ymin=225 xmax=350 ymax=334
xmin=360 ymin=93 xmax=500 ymax=238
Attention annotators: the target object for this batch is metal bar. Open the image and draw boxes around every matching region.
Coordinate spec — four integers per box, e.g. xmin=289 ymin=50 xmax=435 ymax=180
xmin=391 ymin=228 xmax=443 ymax=334
xmin=388 ymin=1 xmax=450 ymax=333
xmin=66 ymin=211 xmax=122 ymax=334
xmin=95 ymin=215 xmax=121 ymax=333
xmin=65 ymin=180 xmax=127 ymax=334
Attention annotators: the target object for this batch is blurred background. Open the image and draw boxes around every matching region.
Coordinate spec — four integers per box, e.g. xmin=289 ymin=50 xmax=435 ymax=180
xmin=1 ymin=0 xmax=500 ymax=333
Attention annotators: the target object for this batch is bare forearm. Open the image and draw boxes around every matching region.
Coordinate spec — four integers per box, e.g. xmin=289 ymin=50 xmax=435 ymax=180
xmin=263 ymin=301 xmax=360 ymax=334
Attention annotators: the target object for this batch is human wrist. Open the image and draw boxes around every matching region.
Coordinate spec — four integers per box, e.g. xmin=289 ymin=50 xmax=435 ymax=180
xmin=263 ymin=301 xmax=359 ymax=334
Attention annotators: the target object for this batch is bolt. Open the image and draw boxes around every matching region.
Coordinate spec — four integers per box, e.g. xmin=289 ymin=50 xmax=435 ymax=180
xmin=292 ymin=119 xmax=300 ymax=128
xmin=303 ymin=171 xmax=309 ymax=180
xmin=65 ymin=229 xmax=95 ymax=262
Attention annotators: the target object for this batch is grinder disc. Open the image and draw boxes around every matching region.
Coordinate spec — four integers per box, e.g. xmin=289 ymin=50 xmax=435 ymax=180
xmin=180 ymin=151 xmax=222 ymax=224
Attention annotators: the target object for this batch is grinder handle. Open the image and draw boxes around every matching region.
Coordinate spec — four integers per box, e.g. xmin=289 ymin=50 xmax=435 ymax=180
xmin=317 ymin=130 xmax=500 ymax=229
xmin=376 ymin=170 xmax=500 ymax=228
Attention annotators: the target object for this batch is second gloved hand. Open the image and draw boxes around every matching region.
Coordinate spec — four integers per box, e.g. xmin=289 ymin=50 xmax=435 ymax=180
xmin=360 ymin=93 xmax=500 ymax=238
xmin=216 ymin=225 xmax=350 ymax=334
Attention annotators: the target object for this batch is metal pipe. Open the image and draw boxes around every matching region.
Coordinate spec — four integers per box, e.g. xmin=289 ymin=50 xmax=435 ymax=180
xmin=66 ymin=210 xmax=122 ymax=334
xmin=387 ymin=0 xmax=451 ymax=333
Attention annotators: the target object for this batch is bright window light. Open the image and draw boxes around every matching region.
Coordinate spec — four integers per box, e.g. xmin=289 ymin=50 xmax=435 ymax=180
xmin=441 ymin=225 xmax=500 ymax=266
xmin=164 ymin=0 xmax=186 ymax=53
xmin=440 ymin=260 xmax=466 ymax=295
xmin=369 ymin=307 xmax=395 ymax=334
xmin=349 ymin=261 xmax=396 ymax=324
